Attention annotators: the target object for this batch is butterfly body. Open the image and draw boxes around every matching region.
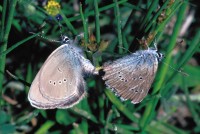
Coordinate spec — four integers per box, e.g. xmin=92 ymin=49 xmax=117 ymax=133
xmin=102 ymin=48 xmax=163 ymax=104
xmin=28 ymin=36 xmax=95 ymax=109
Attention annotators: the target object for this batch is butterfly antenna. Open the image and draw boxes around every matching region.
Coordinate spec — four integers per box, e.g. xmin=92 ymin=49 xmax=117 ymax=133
xmin=117 ymin=46 xmax=132 ymax=54
xmin=57 ymin=18 xmax=64 ymax=39
xmin=29 ymin=20 xmax=61 ymax=43
xmin=161 ymin=61 xmax=189 ymax=76
xmin=29 ymin=31 xmax=61 ymax=43
xmin=6 ymin=70 xmax=31 ymax=86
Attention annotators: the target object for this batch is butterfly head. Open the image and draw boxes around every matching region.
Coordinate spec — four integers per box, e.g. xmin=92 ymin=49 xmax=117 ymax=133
xmin=156 ymin=50 xmax=164 ymax=62
xmin=61 ymin=36 xmax=72 ymax=45
xmin=148 ymin=47 xmax=164 ymax=62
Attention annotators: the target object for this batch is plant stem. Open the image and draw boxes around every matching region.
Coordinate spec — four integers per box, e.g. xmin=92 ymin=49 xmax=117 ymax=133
xmin=114 ymin=0 xmax=123 ymax=54
xmin=0 ymin=0 xmax=18 ymax=109
xmin=139 ymin=2 xmax=187 ymax=131
xmin=94 ymin=0 xmax=101 ymax=44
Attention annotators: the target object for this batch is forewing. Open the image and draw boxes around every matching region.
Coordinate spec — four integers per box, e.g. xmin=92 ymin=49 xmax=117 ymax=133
xmin=103 ymin=52 xmax=158 ymax=104
xmin=39 ymin=45 xmax=85 ymax=102
xmin=28 ymin=44 xmax=86 ymax=109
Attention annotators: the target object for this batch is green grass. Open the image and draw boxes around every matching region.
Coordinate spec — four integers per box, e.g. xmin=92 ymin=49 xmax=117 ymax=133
xmin=1 ymin=0 xmax=200 ymax=133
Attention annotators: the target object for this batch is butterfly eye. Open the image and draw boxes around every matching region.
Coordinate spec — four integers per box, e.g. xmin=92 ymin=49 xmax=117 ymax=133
xmin=158 ymin=52 xmax=163 ymax=57
xmin=62 ymin=36 xmax=70 ymax=44
xmin=157 ymin=52 xmax=164 ymax=61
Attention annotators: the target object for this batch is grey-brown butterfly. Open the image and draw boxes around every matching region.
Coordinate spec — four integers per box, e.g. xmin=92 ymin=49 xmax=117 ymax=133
xmin=102 ymin=47 xmax=164 ymax=104
xmin=28 ymin=36 xmax=96 ymax=109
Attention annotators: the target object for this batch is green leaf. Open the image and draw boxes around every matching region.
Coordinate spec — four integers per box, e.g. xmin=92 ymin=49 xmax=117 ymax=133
xmin=0 ymin=124 xmax=16 ymax=134
xmin=56 ymin=109 xmax=76 ymax=125
xmin=0 ymin=111 xmax=10 ymax=124
xmin=35 ymin=120 xmax=55 ymax=134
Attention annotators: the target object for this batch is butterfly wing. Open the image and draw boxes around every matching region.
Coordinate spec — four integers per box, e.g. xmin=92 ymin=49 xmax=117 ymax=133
xmin=69 ymin=45 xmax=96 ymax=75
xmin=28 ymin=44 xmax=86 ymax=109
xmin=28 ymin=70 xmax=73 ymax=109
xmin=102 ymin=50 xmax=159 ymax=104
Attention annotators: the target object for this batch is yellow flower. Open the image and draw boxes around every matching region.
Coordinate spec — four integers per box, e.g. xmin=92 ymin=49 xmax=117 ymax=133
xmin=44 ymin=0 xmax=61 ymax=16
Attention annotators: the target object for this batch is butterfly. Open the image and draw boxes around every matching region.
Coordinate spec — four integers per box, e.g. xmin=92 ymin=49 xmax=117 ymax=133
xmin=28 ymin=36 xmax=96 ymax=109
xmin=102 ymin=48 xmax=164 ymax=104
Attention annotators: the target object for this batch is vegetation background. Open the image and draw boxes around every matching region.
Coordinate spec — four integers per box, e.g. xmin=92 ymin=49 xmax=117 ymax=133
xmin=0 ymin=0 xmax=200 ymax=133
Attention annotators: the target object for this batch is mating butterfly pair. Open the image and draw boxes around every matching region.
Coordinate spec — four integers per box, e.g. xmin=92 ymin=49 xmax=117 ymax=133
xmin=28 ymin=36 xmax=163 ymax=109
